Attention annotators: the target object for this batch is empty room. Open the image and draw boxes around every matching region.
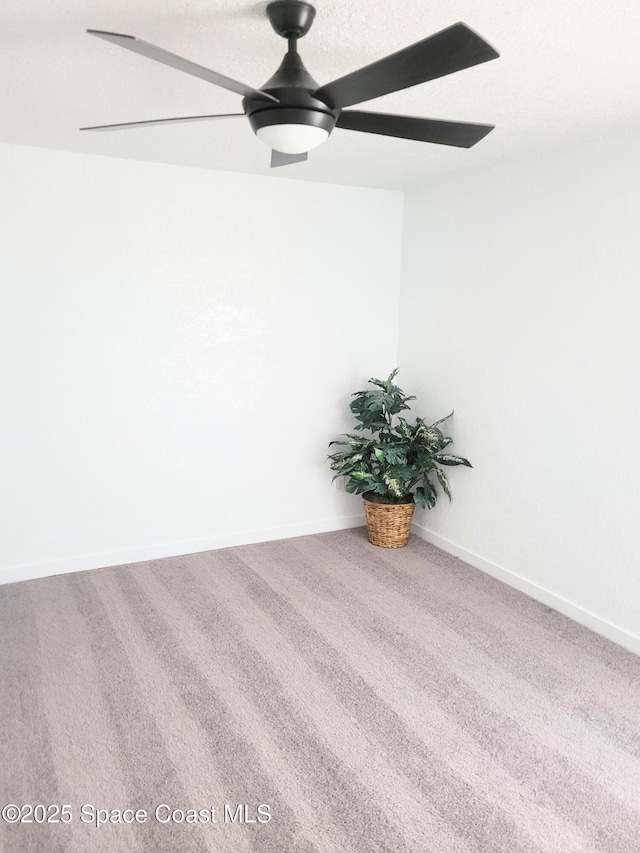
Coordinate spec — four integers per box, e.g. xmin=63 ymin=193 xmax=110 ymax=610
xmin=2 ymin=1 xmax=639 ymax=851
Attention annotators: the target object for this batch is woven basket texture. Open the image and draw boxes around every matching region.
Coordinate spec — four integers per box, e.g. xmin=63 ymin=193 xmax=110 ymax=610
xmin=363 ymin=497 xmax=415 ymax=548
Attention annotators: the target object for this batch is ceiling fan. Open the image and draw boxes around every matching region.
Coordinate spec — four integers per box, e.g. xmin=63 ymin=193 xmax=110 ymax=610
xmin=82 ymin=0 xmax=499 ymax=168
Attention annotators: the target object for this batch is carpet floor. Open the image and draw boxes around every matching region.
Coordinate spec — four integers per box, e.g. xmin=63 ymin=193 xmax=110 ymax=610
xmin=1 ymin=528 xmax=640 ymax=852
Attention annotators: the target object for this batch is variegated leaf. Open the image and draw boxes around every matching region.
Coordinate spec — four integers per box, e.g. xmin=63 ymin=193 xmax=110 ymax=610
xmin=433 ymin=454 xmax=472 ymax=467
xmin=430 ymin=411 xmax=454 ymax=428
xmin=395 ymin=418 xmax=413 ymax=440
xmin=382 ymin=471 xmax=405 ymax=498
xmin=436 ymin=468 xmax=452 ymax=500
xmin=427 ymin=480 xmax=437 ymax=508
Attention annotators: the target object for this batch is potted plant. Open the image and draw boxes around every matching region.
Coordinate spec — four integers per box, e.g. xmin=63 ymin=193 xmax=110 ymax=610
xmin=328 ymin=369 xmax=471 ymax=548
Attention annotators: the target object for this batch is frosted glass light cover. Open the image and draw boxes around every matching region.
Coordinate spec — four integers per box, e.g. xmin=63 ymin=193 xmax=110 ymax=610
xmin=256 ymin=124 xmax=329 ymax=154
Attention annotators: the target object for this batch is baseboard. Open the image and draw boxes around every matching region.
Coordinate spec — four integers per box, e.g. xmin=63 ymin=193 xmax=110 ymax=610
xmin=0 ymin=514 xmax=365 ymax=586
xmin=411 ymin=521 xmax=640 ymax=657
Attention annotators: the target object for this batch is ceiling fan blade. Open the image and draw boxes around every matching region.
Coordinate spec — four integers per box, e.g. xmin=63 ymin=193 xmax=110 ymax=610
xmin=81 ymin=113 xmax=245 ymax=132
xmin=336 ymin=110 xmax=494 ymax=148
xmin=87 ymin=30 xmax=278 ymax=103
xmin=271 ymin=150 xmax=308 ymax=168
xmin=313 ymin=23 xmax=499 ymax=110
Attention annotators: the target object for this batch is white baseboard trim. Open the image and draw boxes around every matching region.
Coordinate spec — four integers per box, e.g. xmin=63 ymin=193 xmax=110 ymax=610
xmin=411 ymin=521 xmax=640 ymax=657
xmin=0 ymin=514 xmax=365 ymax=586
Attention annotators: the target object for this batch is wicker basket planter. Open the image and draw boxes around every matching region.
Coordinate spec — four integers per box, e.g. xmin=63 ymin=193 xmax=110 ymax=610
xmin=363 ymin=495 xmax=415 ymax=548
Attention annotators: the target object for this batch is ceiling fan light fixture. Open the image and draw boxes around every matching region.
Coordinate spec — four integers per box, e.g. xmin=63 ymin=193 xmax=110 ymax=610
xmin=248 ymin=106 xmax=336 ymax=154
xmin=255 ymin=122 xmax=328 ymax=154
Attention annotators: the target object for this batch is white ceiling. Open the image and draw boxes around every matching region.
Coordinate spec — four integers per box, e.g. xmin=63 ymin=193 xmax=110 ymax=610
xmin=2 ymin=0 xmax=640 ymax=191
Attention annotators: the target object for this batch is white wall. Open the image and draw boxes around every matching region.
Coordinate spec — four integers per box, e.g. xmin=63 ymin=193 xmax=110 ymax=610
xmin=399 ymin=128 xmax=640 ymax=650
xmin=4 ymin=132 xmax=639 ymax=654
xmin=0 ymin=143 xmax=403 ymax=582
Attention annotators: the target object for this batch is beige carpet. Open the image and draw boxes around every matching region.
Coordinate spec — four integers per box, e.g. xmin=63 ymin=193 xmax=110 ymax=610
xmin=1 ymin=528 xmax=640 ymax=853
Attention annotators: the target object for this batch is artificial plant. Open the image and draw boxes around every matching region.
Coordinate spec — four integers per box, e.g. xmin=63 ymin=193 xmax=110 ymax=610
xmin=328 ymin=369 xmax=471 ymax=509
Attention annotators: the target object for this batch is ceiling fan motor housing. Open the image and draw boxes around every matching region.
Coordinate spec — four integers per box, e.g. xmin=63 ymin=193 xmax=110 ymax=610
xmin=244 ymin=84 xmax=338 ymax=153
xmin=243 ymin=19 xmax=339 ymax=152
xmin=243 ymin=83 xmax=338 ymax=146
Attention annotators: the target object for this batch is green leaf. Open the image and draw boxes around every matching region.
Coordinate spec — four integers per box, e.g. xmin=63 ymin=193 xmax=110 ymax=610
xmin=346 ymin=435 xmax=372 ymax=445
xmin=369 ymin=480 xmax=389 ymax=495
xmin=365 ymin=394 xmax=384 ymax=411
xmin=347 ymin=477 xmax=375 ymax=495
xmin=414 ymin=487 xmax=428 ymax=510
xmin=386 ymin=464 xmax=415 ymax=482
xmin=430 ymin=411 xmax=454 ymax=428
xmin=385 ymin=368 xmax=399 ymax=389
xmin=367 ymin=377 xmax=389 ymax=391
xmin=436 ymin=468 xmax=452 ymax=500
xmin=381 ymin=444 xmax=408 ymax=465
xmin=363 ymin=368 xmax=399 ymax=393
xmin=414 ymin=451 xmax=436 ymax=471
xmin=433 ymin=454 xmax=472 ymax=467
xmin=366 ymin=370 xmax=399 ymax=392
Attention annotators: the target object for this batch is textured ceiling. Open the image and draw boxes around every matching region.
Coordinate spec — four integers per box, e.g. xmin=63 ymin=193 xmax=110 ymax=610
xmin=2 ymin=0 xmax=640 ymax=190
